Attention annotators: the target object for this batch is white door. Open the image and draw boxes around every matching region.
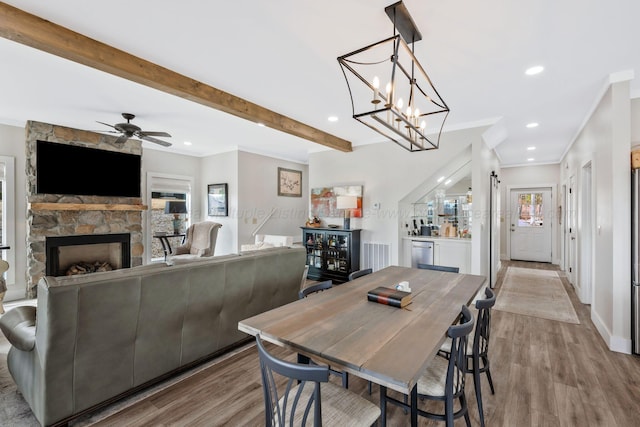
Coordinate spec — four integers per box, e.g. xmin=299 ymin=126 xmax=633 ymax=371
xmin=567 ymin=176 xmax=577 ymax=285
xmin=510 ymin=188 xmax=552 ymax=262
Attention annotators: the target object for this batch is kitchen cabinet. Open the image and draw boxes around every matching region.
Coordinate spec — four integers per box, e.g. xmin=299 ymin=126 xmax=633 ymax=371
xmin=403 ymin=237 xmax=471 ymax=273
xmin=433 ymin=239 xmax=471 ymax=274
xmin=301 ymin=227 xmax=361 ymax=284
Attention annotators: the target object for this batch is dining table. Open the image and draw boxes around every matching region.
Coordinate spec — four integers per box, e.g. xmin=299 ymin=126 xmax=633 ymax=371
xmin=238 ymin=265 xmax=486 ymax=426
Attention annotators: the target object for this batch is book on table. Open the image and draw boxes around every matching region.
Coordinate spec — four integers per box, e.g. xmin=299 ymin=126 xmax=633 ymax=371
xmin=367 ymin=286 xmax=412 ymax=308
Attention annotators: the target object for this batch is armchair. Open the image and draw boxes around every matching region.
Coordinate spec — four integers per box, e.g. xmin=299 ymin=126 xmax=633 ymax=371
xmin=170 ymin=221 xmax=222 ymax=262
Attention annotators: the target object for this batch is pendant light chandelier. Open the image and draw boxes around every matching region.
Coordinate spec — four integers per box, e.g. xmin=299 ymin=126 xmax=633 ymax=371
xmin=337 ymin=1 xmax=449 ymax=152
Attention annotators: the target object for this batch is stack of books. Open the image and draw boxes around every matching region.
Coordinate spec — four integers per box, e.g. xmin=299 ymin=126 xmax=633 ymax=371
xmin=367 ymin=286 xmax=412 ymax=308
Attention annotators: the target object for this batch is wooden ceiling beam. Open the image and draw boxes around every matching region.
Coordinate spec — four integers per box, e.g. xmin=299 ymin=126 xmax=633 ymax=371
xmin=0 ymin=2 xmax=352 ymax=152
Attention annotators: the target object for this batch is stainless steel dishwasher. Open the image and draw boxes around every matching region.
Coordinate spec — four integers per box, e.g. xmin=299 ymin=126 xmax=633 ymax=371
xmin=411 ymin=240 xmax=434 ymax=268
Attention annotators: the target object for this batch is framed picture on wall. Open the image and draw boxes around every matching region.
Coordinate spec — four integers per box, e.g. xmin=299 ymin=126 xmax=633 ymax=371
xmin=277 ymin=167 xmax=302 ymax=197
xmin=208 ymin=183 xmax=228 ymax=216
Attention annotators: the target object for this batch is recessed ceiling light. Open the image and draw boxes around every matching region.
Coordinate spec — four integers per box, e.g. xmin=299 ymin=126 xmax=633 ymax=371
xmin=183 ymin=141 xmax=192 ymax=146
xmin=525 ymin=65 xmax=544 ymax=76
xmin=257 ymin=122 xmax=265 ymax=127
xmin=445 ymin=179 xmax=452 ymax=185
xmin=527 ymin=158 xmax=535 ymax=162
xmin=437 ymin=176 xmax=445 ymax=183
xmin=527 ymin=146 xmax=536 ymax=151
xmin=526 ymin=122 xmax=539 ymax=128
xmin=328 ymin=116 xmax=339 ymax=122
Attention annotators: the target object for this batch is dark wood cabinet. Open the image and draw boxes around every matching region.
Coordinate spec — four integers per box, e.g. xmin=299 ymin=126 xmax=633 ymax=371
xmin=301 ymin=227 xmax=361 ymax=284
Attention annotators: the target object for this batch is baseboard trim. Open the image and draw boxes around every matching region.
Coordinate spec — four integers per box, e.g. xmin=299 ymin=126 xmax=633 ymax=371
xmin=591 ymin=309 xmax=632 ymax=354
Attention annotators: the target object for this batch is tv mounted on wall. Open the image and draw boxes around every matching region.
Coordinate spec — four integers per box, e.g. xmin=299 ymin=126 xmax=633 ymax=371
xmin=36 ymin=140 xmax=142 ymax=197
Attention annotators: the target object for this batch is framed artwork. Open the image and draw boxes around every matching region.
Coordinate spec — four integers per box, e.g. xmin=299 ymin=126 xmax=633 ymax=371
xmin=207 ymin=183 xmax=228 ymax=216
xmin=311 ymin=185 xmax=363 ymax=217
xmin=277 ymin=167 xmax=302 ymax=197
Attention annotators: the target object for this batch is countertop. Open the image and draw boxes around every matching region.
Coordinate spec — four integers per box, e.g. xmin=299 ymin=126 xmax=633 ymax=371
xmin=403 ymin=236 xmax=472 ymax=243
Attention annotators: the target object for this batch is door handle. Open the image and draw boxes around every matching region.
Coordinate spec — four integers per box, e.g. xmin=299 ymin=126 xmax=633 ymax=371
xmin=571 ymin=237 xmax=575 ymax=241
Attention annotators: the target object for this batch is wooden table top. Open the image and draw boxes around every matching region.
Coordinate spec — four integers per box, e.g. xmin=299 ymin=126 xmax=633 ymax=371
xmin=238 ymin=265 xmax=486 ymax=394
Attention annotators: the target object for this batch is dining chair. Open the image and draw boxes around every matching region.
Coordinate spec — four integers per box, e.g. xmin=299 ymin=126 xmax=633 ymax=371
xmin=298 ymin=280 xmax=332 ymax=299
xmin=348 ymin=268 xmax=372 ymax=281
xmin=299 ymin=264 xmax=310 ymax=290
xmin=256 ymin=334 xmax=381 ymax=426
xmin=380 ymin=305 xmax=475 ymax=427
xmin=298 ymin=280 xmax=349 ymax=388
xmin=417 ymin=263 xmax=460 ymax=273
xmin=438 ymin=287 xmax=496 ymax=427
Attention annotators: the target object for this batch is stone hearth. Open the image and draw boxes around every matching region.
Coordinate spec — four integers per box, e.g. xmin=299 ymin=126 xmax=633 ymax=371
xmin=25 ymin=121 xmax=145 ymax=297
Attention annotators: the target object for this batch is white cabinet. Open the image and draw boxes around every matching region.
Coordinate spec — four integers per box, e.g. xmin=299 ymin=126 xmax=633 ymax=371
xmin=433 ymin=240 xmax=471 ymax=274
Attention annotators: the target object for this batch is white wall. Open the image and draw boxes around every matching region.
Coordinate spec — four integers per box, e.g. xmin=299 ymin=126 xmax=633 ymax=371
xmin=237 ymin=151 xmax=308 ymax=248
xmin=560 ymin=79 xmax=631 ymax=353
xmin=309 ymin=126 xmax=491 ymax=268
xmin=471 ymin=136 xmax=501 ymax=278
xmin=0 ymin=123 xmax=27 ymax=300
xmin=632 ymin=98 xmax=640 ymax=143
xmin=498 ymin=164 xmax=561 ymax=263
xmin=199 ymin=150 xmax=238 ymax=256
xmin=200 ymin=150 xmax=309 ymax=255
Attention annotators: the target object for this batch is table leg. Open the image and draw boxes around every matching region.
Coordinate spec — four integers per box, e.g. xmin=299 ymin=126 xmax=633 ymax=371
xmin=379 ymin=385 xmax=387 ymax=427
xmin=158 ymin=237 xmax=172 ymax=259
xmin=410 ymin=384 xmax=418 ymax=426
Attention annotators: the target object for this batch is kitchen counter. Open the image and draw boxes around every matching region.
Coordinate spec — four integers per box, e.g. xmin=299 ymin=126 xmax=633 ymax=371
xmin=402 ymin=236 xmax=472 ymax=273
xmin=403 ymin=236 xmax=471 ymax=242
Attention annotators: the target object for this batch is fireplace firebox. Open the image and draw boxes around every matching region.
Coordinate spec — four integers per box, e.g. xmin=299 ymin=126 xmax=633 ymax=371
xmin=46 ymin=233 xmax=131 ymax=277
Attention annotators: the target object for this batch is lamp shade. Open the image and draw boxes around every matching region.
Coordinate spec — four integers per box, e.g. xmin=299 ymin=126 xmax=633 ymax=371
xmin=336 ymin=196 xmax=358 ymax=210
xmin=165 ymin=201 xmax=188 ymax=214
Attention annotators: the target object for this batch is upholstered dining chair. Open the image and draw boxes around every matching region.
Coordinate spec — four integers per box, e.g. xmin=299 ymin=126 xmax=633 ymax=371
xmin=417 ymin=263 xmax=460 ymax=273
xmin=438 ymin=287 xmax=496 ymax=427
xmin=170 ymin=221 xmax=222 ymax=262
xmin=256 ymin=334 xmax=381 ymax=426
xmin=380 ymin=305 xmax=475 ymax=427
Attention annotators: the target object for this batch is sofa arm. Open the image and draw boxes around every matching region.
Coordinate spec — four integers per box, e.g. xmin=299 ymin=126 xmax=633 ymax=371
xmin=174 ymin=245 xmax=190 ymax=255
xmin=0 ymin=305 xmax=36 ymax=351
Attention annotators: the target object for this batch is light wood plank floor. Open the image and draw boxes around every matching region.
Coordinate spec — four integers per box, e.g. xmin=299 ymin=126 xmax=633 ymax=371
xmin=91 ymin=261 xmax=640 ymax=426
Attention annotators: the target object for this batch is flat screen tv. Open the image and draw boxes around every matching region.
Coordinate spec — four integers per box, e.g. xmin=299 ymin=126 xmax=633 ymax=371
xmin=36 ymin=140 xmax=142 ymax=197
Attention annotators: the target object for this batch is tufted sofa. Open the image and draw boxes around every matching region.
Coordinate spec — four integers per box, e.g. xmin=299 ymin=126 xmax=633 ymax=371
xmin=0 ymin=246 xmax=305 ymax=426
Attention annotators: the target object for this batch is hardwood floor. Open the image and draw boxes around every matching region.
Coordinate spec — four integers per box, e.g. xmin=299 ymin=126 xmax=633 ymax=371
xmin=91 ymin=261 xmax=640 ymax=426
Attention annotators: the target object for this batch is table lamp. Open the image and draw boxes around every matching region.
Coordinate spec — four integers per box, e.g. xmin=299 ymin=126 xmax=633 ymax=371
xmin=165 ymin=201 xmax=188 ymax=234
xmin=336 ymin=196 xmax=357 ymax=229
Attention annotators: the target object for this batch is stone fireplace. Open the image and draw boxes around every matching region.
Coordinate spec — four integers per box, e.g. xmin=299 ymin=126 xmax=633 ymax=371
xmin=46 ymin=233 xmax=131 ymax=277
xmin=25 ymin=121 xmax=145 ymax=297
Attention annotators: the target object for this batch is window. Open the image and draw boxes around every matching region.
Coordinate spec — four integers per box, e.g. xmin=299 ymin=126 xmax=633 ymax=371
xmin=517 ymin=192 xmax=544 ymax=227
xmin=146 ymin=173 xmax=193 ymax=263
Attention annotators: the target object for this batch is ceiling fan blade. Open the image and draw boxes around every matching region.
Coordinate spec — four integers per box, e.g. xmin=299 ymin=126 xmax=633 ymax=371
xmin=139 ymin=131 xmax=171 ymax=137
xmin=139 ymin=134 xmax=172 ymax=147
xmin=96 ymin=121 xmax=117 ymax=130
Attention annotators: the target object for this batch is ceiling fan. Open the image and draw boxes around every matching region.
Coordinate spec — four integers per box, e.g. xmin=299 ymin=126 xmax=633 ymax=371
xmin=97 ymin=113 xmax=172 ymax=147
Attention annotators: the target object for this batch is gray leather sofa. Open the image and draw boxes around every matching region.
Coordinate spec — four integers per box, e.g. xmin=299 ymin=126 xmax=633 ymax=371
xmin=0 ymin=246 xmax=305 ymax=426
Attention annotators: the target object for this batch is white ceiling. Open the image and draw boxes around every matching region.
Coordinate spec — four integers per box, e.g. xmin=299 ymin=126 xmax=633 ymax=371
xmin=1 ymin=0 xmax=638 ymax=166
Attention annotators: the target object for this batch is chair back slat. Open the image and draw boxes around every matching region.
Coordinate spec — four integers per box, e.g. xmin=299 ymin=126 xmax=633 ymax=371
xmin=473 ymin=287 xmax=496 ymax=359
xmin=298 ymin=280 xmax=333 ymax=299
xmin=348 ymin=268 xmax=373 ymax=281
xmin=256 ymin=335 xmax=328 ymax=426
xmin=417 ymin=263 xmax=460 ymax=273
xmin=447 ymin=305 xmax=474 ymax=397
